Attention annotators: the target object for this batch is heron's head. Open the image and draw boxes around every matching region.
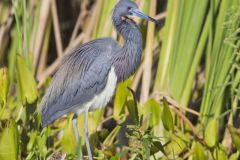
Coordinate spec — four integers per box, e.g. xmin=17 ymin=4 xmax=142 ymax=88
xmin=114 ymin=0 xmax=159 ymax=24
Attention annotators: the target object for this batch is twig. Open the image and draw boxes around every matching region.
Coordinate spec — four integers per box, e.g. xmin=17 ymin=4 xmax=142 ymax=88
xmin=155 ymin=12 xmax=167 ymax=20
xmin=0 ymin=8 xmax=14 ymax=60
xmin=67 ymin=33 xmax=85 ymax=51
xmin=131 ymin=62 xmax=144 ymax=91
xmin=153 ymin=93 xmax=205 ymax=144
xmin=101 ymin=115 xmax=114 ymax=125
xmin=170 ymin=105 xmax=201 ymax=140
xmin=83 ymin=0 xmax=102 ymax=42
xmin=33 ymin=0 xmax=51 ymax=69
xmin=69 ymin=12 xmax=82 ymax=44
xmin=51 ymin=0 xmax=63 ymax=57
xmin=140 ymin=0 xmax=157 ymax=104
xmin=69 ymin=0 xmax=88 ymax=44
xmin=37 ymin=0 xmax=102 ymax=87
xmin=153 ymin=92 xmax=200 ymax=116
xmin=158 ymin=96 xmax=204 ymax=143
xmin=37 ymin=19 xmax=51 ymax=75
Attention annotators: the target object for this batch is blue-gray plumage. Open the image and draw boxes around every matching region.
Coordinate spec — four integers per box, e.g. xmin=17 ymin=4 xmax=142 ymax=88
xmin=40 ymin=0 xmax=159 ymax=159
xmin=41 ymin=38 xmax=120 ymax=126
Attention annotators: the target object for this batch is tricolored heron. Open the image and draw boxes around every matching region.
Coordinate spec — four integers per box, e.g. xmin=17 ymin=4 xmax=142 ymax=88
xmin=40 ymin=0 xmax=159 ymax=159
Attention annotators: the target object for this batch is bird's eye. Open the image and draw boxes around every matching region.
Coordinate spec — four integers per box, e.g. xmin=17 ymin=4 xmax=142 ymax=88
xmin=128 ymin=7 xmax=132 ymax=10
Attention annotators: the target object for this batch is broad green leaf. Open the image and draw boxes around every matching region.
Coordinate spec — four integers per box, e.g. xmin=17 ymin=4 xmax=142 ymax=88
xmin=61 ymin=118 xmax=76 ymax=154
xmin=192 ymin=141 xmax=207 ymax=160
xmin=161 ymin=97 xmax=173 ymax=132
xmin=8 ymin=27 xmax=19 ymax=83
xmin=98 ymin=129 xmax=109 ymax=142
xmin=16 ymin=55 xmax=37 ymax=104
xmin=228 ymin=125 xmax=240 ymax=152
xmin=110 ymin=156 xmax=119 ymax=160
xmin=141 ymin=99 xmax=161 ymax=127
xmin=27 ymin=131 xmax=37 ymax=151
xmin=129 ymin=153 xmax=138 ymax=160
xmin=0 ymin=120 xmax=18 ymax=160
xmin=126 ymin=100 xmax=139 ymax=125
xmin=165 ymin=133 xmax=186 ymax=158
xmin=113 ymin=80 xmax=131 ymax=120
xmin=36 ymin=135 xmax=47 ymax=158
xmin=0 ymin=68 xmax=9 ymax=105
xmin=229 ymin=151 xmax=240 ymax=160
xmin=89 ymin=109 xmax=104 ymax=133
xmin=103 ymin=125 xmax=121 ymax=146
xmin=126 ymin=87 xmax=139 ymax=124
xmin=213 ymin=145 xmax=227 ymax=160
xmin=151 ymin=141 xmax=166 ymax=156
xmin=204 ymin=119 xmax=218 ymax=147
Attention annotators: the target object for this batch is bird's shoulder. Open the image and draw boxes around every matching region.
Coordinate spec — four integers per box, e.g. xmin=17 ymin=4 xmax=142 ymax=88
xmin=72 ymin=37 xmax=120 ymax=56
xmin=93 ymin=37 xmax=120 ymax=52
xmin=60 ymin=38 xmax=120 ymax=73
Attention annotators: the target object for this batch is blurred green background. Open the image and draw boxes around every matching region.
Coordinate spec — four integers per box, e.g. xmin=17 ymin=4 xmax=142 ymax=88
xmin=0 ymin=0 xmax=240 ymax=159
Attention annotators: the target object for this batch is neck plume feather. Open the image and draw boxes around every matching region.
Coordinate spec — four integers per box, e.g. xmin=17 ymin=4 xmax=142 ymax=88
xmin=112 ymin=14 xmax=143 ymax=82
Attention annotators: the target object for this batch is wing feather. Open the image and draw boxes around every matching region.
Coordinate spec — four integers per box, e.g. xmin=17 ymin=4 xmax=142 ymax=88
xmin=41 ymin=38 xmax=119 ymax=127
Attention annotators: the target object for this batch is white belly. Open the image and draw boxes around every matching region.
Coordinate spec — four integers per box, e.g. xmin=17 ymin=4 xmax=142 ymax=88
xmin=75 ymin=67 xmax=117 ymax=115
xmin=90 ymin=67 xmax=117 ymax=110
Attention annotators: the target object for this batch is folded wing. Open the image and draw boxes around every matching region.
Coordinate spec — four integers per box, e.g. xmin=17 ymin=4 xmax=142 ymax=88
xmin=41 ymin=38 xmax=120 ymax=127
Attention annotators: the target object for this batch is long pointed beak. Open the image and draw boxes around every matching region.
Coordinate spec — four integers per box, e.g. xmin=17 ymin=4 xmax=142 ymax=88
xmin=129 ymin=8 xmax=160 ymax=25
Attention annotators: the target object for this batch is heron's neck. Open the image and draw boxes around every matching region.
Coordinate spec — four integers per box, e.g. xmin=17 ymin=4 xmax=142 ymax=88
xmin=112 ymin=15 xmax=143 ymax=82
